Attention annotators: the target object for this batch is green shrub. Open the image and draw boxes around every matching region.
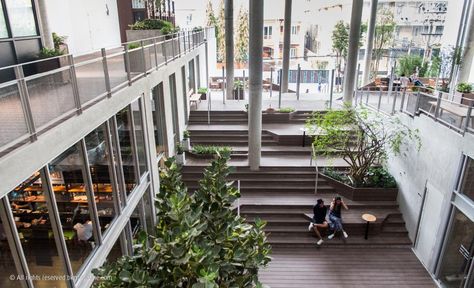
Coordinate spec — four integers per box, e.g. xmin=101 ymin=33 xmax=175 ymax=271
xmin=198 ymin=87 xmax=209 ymax=94
xmin=92 ymin=155 xmax=271 ymax=287
xmin=456 ymin=82 xmax=473 ymax=93
xmin=127 ymin=42 xmax=141 ymax=50
xmin=321 ymin=167 xmax=351 ymax=184
xmin=38 ymin=47 xmax=65 ymax=59
xmin=365 ymin=167 xmax=397 ymax=188
xmin=278 ymin=107 xmax=295 ymax=113
xmin=192 ymin=145 xmax=232 ymax=155
xmin=183 ymin=130 xmax=191 ymax=139
xmin=176 ymin=142 xmax=184 ymax=154
xmin=129 ymin=19 xmax=177 ymax=35
xmin=234 ymin=80 xmax=244 ymax=90
xmin=52 ymin=32 xmax=67 ymax=50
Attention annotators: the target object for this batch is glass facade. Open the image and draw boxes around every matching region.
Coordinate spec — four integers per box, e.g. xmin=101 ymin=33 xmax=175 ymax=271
xmin=0 ymin=94 xmax=153 ymax=287
xmin=169 ymin=74 xmax=179 ymax=145
xmin=0 ymin=2 xmax=8 ymax=38
xmin=459 ymin=157 xmax=474 ymax=202
xmin=5 ymin=0 xmax=37 ymax=37
xmin=152 ymin=82 xmax=168 ymax=156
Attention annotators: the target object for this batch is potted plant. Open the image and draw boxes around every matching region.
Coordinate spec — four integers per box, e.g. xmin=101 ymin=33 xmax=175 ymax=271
xmin=190 ymin=145 xmax=232 ymax=159
xmin=455 ymin=82 xmax=474 ymax=106
xmin=233 ymin=80 xmax=244 ymax=100
xmin=198 ymin=87 xmax=208 ymax=100
xmin=175 ymin=142 xmax=185 ymax=165
xmin=182 ymin=130 xmax=191 ymax=151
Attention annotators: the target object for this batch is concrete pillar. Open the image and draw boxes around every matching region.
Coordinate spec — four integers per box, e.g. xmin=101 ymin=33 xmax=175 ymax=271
xmin=458 ymin=0 xmax=474 ymax=82
xmin=36 ymin=0 xmax=54 ymax=49
xmin=281 ymin=0 xmax=292 ymax=93
xmin=362 ymin=0 xmax=378 ymax=86
xmin=248 ymin=0 xmax=264 ymax=171
xmin=343 ymin=0 xmax=364 ymax=104
xmin=225 ymin=0 xmax=234 ymax=99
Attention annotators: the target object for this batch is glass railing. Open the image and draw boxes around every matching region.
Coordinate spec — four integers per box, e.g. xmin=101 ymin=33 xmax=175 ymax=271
xmin=356 ymin=86 xmax=474 ymax=135
xmin=0 ymin=28 xmax=209 ymax=157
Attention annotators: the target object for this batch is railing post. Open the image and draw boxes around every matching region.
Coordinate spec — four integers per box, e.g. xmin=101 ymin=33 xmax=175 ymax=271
xmin=152 ymin=38 xmax=159 ymax=68
xmin=101 ymin=48 xmax=112 ymax=98
xmin=171 ymin=36 xmax=176 ymax=60
xmin=414 ymin=90 xmax=421 ymax=114
xmin=296 ymin=64 xmax=301 ymax=100
xmin=278 ymin=69 xmax=282 ymax=109
xmin=377 ymin=87 xmax=382 ymax=111
xmin=270 ymin=67 xmax=273 ymax=98
xmin=463 ymin=106 xmax=472 ymax=134
xmin=140 ymin=40 xmax=147 ymax=75
xmin=329 ymin=69 xmax=335 ymax=109
xmin=14 ymin=65 xmax=37 ymax=141
xmin=162 ymin=39 xmax=168 ymax=65
xmin=391 ymin=86 xmax=398 ymax=115
xmin=399 ymin=89 xmax=406 ymax=112
xmin=243 ymin=69 xmax=246 ymax=100
xmin=222 ymin=66 xmax=225 ymax=104
xmin=387 ymin=64 xmax=395 ymax=102
xmin=123 ymin=44 xmax=132 ymax=85
xmin=177 ymin=32 xmax=181 ymax=56
xmin=434 ymin=91 xmax=442 ymax=120
xmin=67 ymin=54 xmax=82 ymax=114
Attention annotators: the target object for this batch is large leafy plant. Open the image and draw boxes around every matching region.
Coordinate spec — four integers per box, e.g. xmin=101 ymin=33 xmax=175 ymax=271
xmin=93 ymin=153 xmax=271 ymax=287
xmin=306 ymin=106 xmax=421 ymax=187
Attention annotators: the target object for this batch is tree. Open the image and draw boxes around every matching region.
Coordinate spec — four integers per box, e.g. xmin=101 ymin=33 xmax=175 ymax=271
xmin=216 ymin=0 xmax=226 ymax=62
xmin=371 ymin=8 xmax=395 ymax=80
xmin=93 ymin=153 xmax=271 ymax=287
xmin=206 ymin=0 xmax=217 ymax=28
xmin=235 ymin=6 xmax=249 ymax=65
xmin=397 ymin=55 xmax=423 ymax=77
xmin=331 ymin=21 xmax=367 ymax=87
xmin=306 ymin=106 xmax=421 ymax=187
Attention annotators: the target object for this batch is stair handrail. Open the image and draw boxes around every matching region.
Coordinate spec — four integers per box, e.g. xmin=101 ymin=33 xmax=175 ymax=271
xmin=310 ymin=142 xmax=319 ymax=194
xmin=237 ymin=179 xmax=241 ymax=216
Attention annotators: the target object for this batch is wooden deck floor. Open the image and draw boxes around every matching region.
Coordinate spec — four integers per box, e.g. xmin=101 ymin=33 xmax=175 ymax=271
xmin=259 ymin=246 xmax=435 ymax=288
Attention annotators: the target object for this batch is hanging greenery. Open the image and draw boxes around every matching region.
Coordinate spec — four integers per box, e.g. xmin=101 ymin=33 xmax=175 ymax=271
xmin=216 ymin=0 xmax=226 ymax=63
xmin=92 ymin=153 xmax=271 ymax=287
xmin=235 ymin=6 xmax=249 ymax=64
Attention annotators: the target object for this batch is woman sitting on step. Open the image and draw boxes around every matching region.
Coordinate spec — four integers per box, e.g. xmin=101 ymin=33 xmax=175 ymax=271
xmin=328 ymin=196 xmax=349 ymax=239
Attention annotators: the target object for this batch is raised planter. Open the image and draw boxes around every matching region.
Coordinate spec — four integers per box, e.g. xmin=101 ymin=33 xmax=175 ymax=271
xmin=319 ymin=173 xmax=398 ymax=201
xmin=188 ymin=152 xmax=217 ymax=160
xmin=455 ymin=91 xmax=474 ymax=106
xmin=127 ymin=47 xmax=152 ymax=73
xmin=126 ymin=29 xmax=163 ymax=42
xmin=262 ymin=111 xmax=296 ymax=123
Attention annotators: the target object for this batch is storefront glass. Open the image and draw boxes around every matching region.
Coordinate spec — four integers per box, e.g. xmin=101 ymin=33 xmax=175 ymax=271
xmin=438 ymin=208 xmax=474 ymax=288
xmin=84 ymin=123 xmax=118 ymax=235
xmin=459 ymin=157 xmax=474 ymax=203
xmin=6 ymin=172 xmax=67 ymax=288
xmin=116 ymin=106 xmax=137 ymax=195
xmin=0 ymin=3 xmax=8 ymax=38
xmin=0 ymin=206 xmax=25 ymax=288
xmin=48 ymin=143 xmax=98 ymax=275
xmin=5 ymin=0 xmax=37 ymax=37
xmin=152 ymin=83 xmax=168 ymax=156
xmin=131 ymin=99 xmax=147 ymax=176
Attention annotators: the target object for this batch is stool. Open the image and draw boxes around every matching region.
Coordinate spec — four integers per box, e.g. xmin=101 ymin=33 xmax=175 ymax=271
xmin=362 ymin=213 xmax=376 ymax=240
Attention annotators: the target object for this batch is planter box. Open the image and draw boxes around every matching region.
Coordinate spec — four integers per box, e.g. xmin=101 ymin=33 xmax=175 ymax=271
xmin=182 ymin=139 xmax=191 ymax=151
xmin=188 ymin=152 xmax=217 ymax=160
xmin=27 ymin=56 xmax=69 ymax=82
xmin=126 ymin=29 xmax=163 ymax=42
xmin=319 ymin=173 xmax=398 ymax=201
xmin=127 ymin=48 xmax=151 ymax=73
xmin=262 ymin=111 xmax=296 ymax=123
xmin=233 ymin=88 xmax=244 ymax=100
xmin=176 ymin=153 xmax=186 ymax=165
xmin=199 ymin=92 xmax=207 ymax=100
xmin=455 ymin=91 xmax=474 ymax=106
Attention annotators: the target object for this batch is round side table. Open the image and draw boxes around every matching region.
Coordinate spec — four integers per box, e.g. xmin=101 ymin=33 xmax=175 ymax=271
xmin=362 ymin=213 xmax=377 ymax=240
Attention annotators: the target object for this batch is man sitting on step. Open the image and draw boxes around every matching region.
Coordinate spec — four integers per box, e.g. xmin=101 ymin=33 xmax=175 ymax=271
xmin=308 ymin=199 xmax=329 ymax=246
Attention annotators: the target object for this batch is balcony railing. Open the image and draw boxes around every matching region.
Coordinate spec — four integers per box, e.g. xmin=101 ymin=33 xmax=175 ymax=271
xmin=355 ymin=86 xmax=474 ymax=135
xmin=0 ymin=28 xmax=209 ymax=157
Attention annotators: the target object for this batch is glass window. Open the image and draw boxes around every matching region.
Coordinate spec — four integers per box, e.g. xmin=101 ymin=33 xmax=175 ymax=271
xmin=291 ymin=26 xmax=298 ymax=35
xmin=116 ymin=106 xmax=137 ymax=195
xmin=5 ymin=0 xmax=37 ymax=37
xmin=6 ymin=172 xmax=67 ymax=288
xmin=152 ymin=83 xmax=168 ymax=156
xmin=49 ymin=143 xmax=99 ymax=275
xmin=460 ymin=157 xmax=474 ymax=202
xmin=437 ymin=208 xmax=474 ymax=288
xmin=264 ymin=26 xmax=272 ymax=39
xmin=131 ymin=99 xmax=147 ymax=176
xmin=169 ymin=74 xmax=179 ymax=145
xmin=0 ymin=216 xmax=20 ymax=288
xmin=290 ymin=48 xmax=297 ymax=58
xmin=0 ymin=3 xmax=9 ymax=38
xmin=84 ymin=123 xmax=118 ymax=235
xmin=181 ymin=66 xmax=188 ymax=125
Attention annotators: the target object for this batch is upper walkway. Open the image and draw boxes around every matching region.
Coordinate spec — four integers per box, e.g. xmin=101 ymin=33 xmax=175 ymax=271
xmin=0 ymin=28 xmax=208 ymax=158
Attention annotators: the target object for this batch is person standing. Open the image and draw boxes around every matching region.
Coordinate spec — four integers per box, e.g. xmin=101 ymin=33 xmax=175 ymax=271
xmin=308 ymin=199 xmax=329 ymax=245
xmin=328 ymin=196 xmax=349 ymax=239
xmin=400 ymin=74 xmax=410 ymax=91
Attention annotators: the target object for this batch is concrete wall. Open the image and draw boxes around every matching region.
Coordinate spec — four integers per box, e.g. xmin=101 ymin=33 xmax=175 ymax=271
xmin=45 ymin=0 xmax=121 ymax=55
xmin=386 ymin=112 xmax=474 ymax=272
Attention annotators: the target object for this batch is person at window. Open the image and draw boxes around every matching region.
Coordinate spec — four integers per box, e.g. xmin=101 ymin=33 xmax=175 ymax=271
xmin=308 ymin=199 xmax=328 ymax=246
xmin=400 ymin=74 xmax=410 ymax=91
xmin=327 ymin=196 xmax=349 ymax=239
xmin=73 ymin=215 xmax=93 ymax=243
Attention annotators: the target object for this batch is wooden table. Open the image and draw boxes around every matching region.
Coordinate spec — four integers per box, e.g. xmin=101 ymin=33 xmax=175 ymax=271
xmin=362 ymin=213 xmax=376 ymax=240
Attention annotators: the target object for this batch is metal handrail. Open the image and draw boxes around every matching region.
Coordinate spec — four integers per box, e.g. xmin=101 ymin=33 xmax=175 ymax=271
xmin=0 ymin=27 xmax=211 ymax=157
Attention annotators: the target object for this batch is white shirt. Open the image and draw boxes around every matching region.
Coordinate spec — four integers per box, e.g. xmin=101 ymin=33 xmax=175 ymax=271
xmin=400 ymin=77 xmax=409 ymax=88
xmin=74 ymin=221 xmax=93 ymax=241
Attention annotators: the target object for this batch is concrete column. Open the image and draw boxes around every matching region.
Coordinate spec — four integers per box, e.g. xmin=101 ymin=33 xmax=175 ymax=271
xmin=248 ymin=0 xmax=264 ymax=171
xmin=362 ymin=0 xmax=378 ymax=86
xmin=343 ymin=0 xmax=364 ymax=104
xmin=458 ymin=1 xmax=474 ymax=82
xmin=36 ymin=0 xmax=54 ymax=49
xmin=225 ymin=0 xmax=234 ymax=99
xmin=281 ymin=0 xmax=292 ymax=93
